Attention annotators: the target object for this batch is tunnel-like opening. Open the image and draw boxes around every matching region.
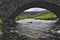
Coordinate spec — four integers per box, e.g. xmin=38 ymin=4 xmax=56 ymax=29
xmin=1 ymin=1 xmax=60 ymax=40
xmin=10 ymin=1 xmax=60 ymax=20
xmin=13 ymin=1 xmax=60 ymax=39
xmin=15 ymin=7 xmax=60 ymax=40
xmin=15 ymin=7 xmax=58 ymax=21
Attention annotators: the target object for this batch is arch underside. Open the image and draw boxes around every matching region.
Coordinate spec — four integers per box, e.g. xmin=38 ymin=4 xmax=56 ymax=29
xmin=9 ymin=1 xmax=60 ymax=20
xmin=1 ymin=0 xmax=60 ymax=40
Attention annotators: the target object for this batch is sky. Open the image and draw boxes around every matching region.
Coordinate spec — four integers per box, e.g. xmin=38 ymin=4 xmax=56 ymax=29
xmin=24 ymin=8 xmax=46 ymax=12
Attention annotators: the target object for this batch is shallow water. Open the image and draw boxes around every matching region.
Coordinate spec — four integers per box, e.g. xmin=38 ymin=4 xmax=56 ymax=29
xmin=16 ymin=19 xmax=60 ymax=40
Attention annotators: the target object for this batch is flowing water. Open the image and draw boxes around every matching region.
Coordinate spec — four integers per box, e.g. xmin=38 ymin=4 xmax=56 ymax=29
xmin=15 ymin=19 xmax=60 ymax=40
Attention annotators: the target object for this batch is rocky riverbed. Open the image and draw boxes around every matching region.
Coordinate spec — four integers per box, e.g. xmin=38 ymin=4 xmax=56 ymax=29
xmin=15 ymin=19 xmax=60 ymax=40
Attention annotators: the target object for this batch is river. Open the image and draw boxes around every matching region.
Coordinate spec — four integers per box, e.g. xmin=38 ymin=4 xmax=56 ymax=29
xmin=15 ymin=19 xmax=60 ymax=40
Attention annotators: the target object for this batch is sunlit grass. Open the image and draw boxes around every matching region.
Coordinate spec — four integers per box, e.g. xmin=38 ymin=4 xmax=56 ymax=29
xmin=34 ymin=12 xmax=57 ymax=20
xmin=16 ymin=12 xmax=57 ymax=20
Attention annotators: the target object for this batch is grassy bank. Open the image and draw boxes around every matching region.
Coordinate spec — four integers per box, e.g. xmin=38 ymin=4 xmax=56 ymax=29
xmin=34 ymin=12 xmax=57 ymax=20
xmin=16 ymin=12 xmax=57 ymax=20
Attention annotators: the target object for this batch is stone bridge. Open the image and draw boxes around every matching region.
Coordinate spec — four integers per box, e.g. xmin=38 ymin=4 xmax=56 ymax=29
xmin=0 ymin=0 xmax=60 ymax=40
xmin=0 ymin=0 xmax=60 ymax=20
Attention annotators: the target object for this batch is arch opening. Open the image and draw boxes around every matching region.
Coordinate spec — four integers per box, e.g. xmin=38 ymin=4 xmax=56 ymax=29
xmin=15 ymin=7 xmax=60 ymax=39
xmin=15 ymin=7 xmax=58 ymax=21
xmin=13 ymin=1 xmax=60 ymax=39
xmin=10 ymin=1 xmax=60 ymax=20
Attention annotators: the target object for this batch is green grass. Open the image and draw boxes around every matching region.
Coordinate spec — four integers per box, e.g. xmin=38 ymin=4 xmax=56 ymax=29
xmin=16 ymin=12 xmax=57 ymax=20
xmin=34 ymin=12 xmax=57 ymax=20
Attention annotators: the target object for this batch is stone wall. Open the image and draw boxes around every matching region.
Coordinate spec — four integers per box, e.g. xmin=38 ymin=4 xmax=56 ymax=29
xmin=0 ymin=0 xmax=60 ymax=20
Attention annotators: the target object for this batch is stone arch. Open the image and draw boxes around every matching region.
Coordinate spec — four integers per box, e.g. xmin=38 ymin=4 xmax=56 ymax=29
xmin=9 ymin=1 xmax=60 ymax=20
xmin=1 ymin=1 xmax=60 ymax=40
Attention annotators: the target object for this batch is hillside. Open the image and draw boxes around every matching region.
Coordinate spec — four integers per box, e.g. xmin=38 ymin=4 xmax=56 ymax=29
xmin=19 ymin=10 xmax=50 ymax=16
xmin=16 ymin=10 xmax=57 ymax=20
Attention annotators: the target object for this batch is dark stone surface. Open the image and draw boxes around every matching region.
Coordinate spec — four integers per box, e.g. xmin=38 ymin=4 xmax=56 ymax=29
xmin=0 ymin=0 xmax=60 ymax=40
xmin=0 ymin=0 xmax=60 ymax=19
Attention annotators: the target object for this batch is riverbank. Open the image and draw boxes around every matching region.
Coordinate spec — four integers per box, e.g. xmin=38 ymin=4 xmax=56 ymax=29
xmin=16 ymin=18 xmax=59 ymax=24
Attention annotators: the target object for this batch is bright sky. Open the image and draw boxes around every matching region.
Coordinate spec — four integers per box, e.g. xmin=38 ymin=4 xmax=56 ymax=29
xmin=24 ymin=8 xmax=46 ymax=12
